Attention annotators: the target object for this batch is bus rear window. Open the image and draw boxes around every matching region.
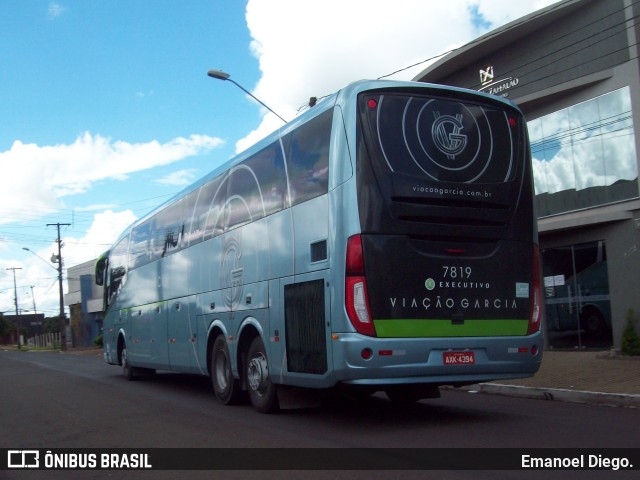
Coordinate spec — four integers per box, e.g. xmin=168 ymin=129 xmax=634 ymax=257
xmin=360 ymin=92 xmax=520 ymax=184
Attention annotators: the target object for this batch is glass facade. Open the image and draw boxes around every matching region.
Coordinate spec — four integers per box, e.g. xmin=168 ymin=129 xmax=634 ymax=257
xmin=542 ymin=241 xmax=613 ymax=349
xmin=529 ymin=87 xmax=639 ymax=217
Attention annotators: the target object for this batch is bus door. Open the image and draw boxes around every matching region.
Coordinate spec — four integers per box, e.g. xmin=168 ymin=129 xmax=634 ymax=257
xmin=128 ymin=305 xmax=153 ymax=366
xmin=167 ymin=296 xmax=198 ymax=372
xmin=149 ymin=302 xmax=168 ymax=367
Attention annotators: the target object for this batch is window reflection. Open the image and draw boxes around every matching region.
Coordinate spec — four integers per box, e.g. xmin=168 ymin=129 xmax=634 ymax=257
xmin=530 ymin=87 xmax=638 ymax=217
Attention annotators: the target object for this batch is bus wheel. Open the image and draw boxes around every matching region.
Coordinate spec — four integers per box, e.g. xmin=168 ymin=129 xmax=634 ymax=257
xmin=121 ymin=345 xmax=135 ymax=381
xmin=246 ymin=336 xmax=279 ymax=413
xmin=583 ymin=309 xmax=606 ymax=338
xmin=211 ymin=335 xmax=241 ymax=405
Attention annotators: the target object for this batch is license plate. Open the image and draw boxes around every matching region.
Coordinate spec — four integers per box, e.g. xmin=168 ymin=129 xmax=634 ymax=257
xmin=443 ymin=351 xmax=475 ymax=365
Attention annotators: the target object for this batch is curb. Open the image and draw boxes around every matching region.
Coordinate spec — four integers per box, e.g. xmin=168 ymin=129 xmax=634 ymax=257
xmin=469 ymin=383 xmax=640 ymax=408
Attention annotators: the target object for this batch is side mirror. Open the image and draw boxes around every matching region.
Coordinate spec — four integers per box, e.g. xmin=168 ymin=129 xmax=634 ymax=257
xmin=95 ymin=253 xmax=108 ymax=286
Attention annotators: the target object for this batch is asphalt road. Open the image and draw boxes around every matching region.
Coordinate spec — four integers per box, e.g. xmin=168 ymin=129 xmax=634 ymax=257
xmin=1 ymin=349 xmax=638 ymax=480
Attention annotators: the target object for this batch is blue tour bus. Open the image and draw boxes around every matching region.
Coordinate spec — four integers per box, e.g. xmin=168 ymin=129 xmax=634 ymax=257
xmin=95 ymin=79 xmax=543 ymax=412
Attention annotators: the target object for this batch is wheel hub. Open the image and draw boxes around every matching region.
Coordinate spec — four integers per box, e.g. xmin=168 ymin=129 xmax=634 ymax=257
xmin=247 ymin=353 xmax=269 ymax=395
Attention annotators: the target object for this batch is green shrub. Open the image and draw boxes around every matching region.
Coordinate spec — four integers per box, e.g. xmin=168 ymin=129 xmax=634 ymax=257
xmin=93 ymin=334 xmax=103 ymax=347
xmin=621 ymin=309 xmax=640 ymax=356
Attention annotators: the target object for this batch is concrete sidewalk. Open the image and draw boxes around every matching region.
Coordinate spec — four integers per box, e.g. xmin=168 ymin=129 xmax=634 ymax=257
xmin=477 ymin=350 xmax=640 ymax=408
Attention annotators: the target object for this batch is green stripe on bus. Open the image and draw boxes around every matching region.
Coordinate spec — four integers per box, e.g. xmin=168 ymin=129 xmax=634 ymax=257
xmin=373 ymin=319 xmax=529 ymax=338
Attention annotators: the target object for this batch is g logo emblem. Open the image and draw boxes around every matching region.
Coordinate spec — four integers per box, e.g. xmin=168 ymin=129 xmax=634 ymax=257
xmin=432 ymin=112 xmax=467 ymax=160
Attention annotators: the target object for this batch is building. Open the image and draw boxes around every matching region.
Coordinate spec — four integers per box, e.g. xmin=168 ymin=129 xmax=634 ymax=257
xmin=0 ymin=313 xmax=45 ymax=345
xmin=414 ymin=0 xmax=640 ymax=349
xmin=64 ymin=259 xmax=104 ymax=347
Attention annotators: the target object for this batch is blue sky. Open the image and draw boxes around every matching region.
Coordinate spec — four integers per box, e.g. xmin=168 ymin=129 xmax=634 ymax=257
xmin=0 ymin=0 xmax=554 ymax=317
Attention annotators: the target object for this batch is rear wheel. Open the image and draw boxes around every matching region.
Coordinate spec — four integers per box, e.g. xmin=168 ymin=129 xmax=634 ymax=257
xmin=246 ymin=336 xmax=279 ymax=413
xmin=583 ymin=309 xmax=607 ymax=338
xmin=211 ymin=335 xmax=241 ymax=405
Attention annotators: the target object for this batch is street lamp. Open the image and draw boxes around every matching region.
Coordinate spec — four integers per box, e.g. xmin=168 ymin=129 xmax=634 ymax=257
xmin=207 ymin=69 xmax=288 ymax=123
xmin=22 ymin=247 xmax=57 ymax=271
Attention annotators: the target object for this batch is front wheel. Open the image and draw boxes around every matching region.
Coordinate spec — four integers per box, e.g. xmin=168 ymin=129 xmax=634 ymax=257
xmin=246 ymin=336 xmax=279 ymax=413
xmin=211 ymin=335 xmax=241 ymax=405
xmin=121 ymin=346 xmax=136 ymax=381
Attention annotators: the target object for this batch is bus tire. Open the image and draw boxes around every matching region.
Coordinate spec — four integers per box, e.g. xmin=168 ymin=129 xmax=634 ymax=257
xmin=121 ymin=345 xmax=136 ymax=381
xmin=246 ymin=336 xmax=279 ymax=413
xmin=583 ymin=309 xmax=607 ymax=338
xmin=211 ymin=335 xmax=241 ymax=405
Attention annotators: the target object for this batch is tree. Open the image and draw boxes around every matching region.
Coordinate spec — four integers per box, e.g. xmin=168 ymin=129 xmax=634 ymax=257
xmin=0 ymin=314 xmax=11 ymax=338
xmin=621 ymin=309 xmax=640 ymax=356
xmin=44 ymin=316 xmax=62 ymax=334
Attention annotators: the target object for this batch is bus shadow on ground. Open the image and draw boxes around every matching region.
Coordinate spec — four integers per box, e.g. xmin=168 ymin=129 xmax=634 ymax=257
xmin=124 ymin=370 xmax=519 ymax=428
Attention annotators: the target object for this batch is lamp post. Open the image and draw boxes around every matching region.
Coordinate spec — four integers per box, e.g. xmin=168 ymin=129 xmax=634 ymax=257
xmin=207 ymin=69 xmax=287 ymax=123
xmin=22 ymin=247 xmax=55 ymax=271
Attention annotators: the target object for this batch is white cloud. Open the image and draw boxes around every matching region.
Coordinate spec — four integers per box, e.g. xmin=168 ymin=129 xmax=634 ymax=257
xmin=0 ymin=210 xmax=137 ymax=317
xmin=64 ymin=209 xmax=138 ymax=265
xmin=240 ymin=0 xmax=558 ymax=150
xmin=154 ymin=169 xmax=199 ymax=187
xmin=48 ymin=2 xmax=66 ymax=20
xmin=0 ymin=133 xmax=224 ymax=224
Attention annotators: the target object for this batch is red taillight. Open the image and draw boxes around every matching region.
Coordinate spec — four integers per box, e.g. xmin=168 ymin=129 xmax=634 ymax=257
xmin=346 ymin=235 xmax=364 ymax=274
xmin=528 ymin=245 xmax=542 ymax=335
xmin=345 ymin=235 xmax=376 ymax=337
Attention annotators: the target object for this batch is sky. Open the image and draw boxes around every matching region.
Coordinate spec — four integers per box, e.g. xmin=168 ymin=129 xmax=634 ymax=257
xmin=0 ymin=0 xmax=557 ymax=319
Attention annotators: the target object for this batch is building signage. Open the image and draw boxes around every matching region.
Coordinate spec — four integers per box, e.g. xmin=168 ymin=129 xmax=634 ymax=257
xmin=478 ymin=65 xmax=520 ymax=98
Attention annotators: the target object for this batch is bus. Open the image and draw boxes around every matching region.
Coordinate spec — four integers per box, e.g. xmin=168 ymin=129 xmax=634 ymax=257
xmin=95 ymin=79 xmax=542 ymax=413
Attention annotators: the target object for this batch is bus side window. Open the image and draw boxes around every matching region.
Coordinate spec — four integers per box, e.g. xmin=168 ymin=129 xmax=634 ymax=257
xmin=282 ymin=108 xmax=332 ymax=206
xmin=183 ymin=188 xmax=200 ymax=247
xmin=129 ymin=220 xmax=152 ymax=269
xmin=226 ymin=142 xmax=287 ymax=230
xmin=153 ymin=198 xmax=185 ymax=260
xmin=202 ymin=175 xmax=226 ymax=241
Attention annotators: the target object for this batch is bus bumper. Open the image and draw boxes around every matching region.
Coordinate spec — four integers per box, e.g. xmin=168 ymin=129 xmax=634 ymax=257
xmin=330 ymin=331 xmax=543 ymax=387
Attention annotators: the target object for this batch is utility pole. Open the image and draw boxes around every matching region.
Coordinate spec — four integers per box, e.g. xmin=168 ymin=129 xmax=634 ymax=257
xmin=29 ymin=285 xmax=37 ymax=313
xmin=6 ymin=267 xmax=22 ymax=348
xmin=47 ymin=222 xmax=71 ymax=351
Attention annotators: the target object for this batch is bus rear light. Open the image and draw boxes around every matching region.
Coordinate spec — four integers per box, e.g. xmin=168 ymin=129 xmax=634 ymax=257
xmin=346 ymin=235 xmax=376 ymax=337
xmin=346 ymin=235 xmax=365 ymax=275
xmin=346 ymin=277 xmax=376 ymax=336
xmin=528 ymin=245 xmax=542 ymax=335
